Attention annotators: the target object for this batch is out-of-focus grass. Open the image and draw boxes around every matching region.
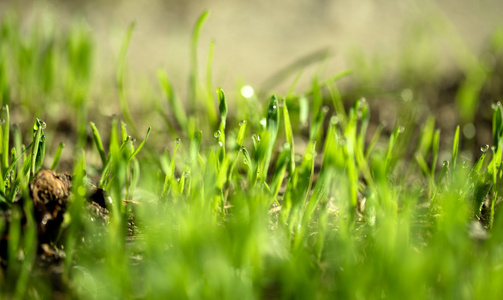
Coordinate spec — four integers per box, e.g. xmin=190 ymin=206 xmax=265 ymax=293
xmin=1 ymin=9 xmax=503 ymax=300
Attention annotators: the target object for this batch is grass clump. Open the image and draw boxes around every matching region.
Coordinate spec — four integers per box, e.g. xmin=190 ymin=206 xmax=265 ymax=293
xmin=1 ymin=10 xmax=503 ymax=300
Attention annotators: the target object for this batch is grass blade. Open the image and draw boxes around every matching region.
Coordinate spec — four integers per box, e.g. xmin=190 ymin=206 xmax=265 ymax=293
xmin=282 ymin=99 xmax=295 ymax=175
xmin=189 ymin=10 xmax=210 ymax=111
xmin=129 ymin=127 xmax=151 ymax=161
xmin=30 ymin=119 xmax=44 ymax=179
xmin=50 ymin=142 xmax=65 ymax=170
xmin=262 ymin=95 xmax=280 ymax=181
xmin=205 ymin=40 xmax=217 ymax=125
xmin=90 ymin=122 xmax=107 ymax=167
xmin=1 ymin=105 xmax=9 ymax=174
xmin=116 ymin=22 xmax=137 ymax=134
xmin=217 ymin=87 xmax=228 ymax=130
xmin=452 ymin=125 xmax=460 ymax=170
xmin=158 ymin=70 xmax=188 ymax=131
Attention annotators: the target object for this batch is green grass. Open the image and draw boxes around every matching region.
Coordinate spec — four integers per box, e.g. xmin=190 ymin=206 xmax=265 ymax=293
xmin=1 ymin=9 xmax=503 ymax=300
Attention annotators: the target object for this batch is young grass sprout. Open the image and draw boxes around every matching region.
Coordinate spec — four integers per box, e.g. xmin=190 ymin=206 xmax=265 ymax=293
xmin=1 ymin=10 xmax=503 ymax=300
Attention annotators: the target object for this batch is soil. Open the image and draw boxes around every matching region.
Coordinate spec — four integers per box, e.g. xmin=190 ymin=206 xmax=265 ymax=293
xmin=0 ymin=170 xmax=117 ymax=295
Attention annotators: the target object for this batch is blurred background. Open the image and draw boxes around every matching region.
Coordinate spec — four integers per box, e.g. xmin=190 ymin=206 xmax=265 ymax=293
xmin=1 ymin=0 xmax=503 ymax=163
xmin=2 ymin=0 xmax=502 ymax=93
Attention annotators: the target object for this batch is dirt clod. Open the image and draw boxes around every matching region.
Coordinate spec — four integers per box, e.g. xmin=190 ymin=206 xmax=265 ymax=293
xmin=30 ymin=170 xmax=72 ymax=244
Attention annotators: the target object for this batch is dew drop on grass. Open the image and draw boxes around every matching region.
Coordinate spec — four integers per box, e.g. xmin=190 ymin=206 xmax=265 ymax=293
xmin=0 ymin=119 xmax=5 ymax=125
xmin=240 ymin=85 xmax=254 ymax=98
xmin=239 ymin=120 xmax=247 ymax=126
xmin=330 ymin=116 xmax=339 ymax=125
xmin=218 ymin=141 xmax=223 ymax=147
xmin=481 ymin=145 xmax=490 ymax=153
xmin=322 ymin=106 xmax=329 ymax=114
xmin=257 ymin=135 xmax=261 ymax=142
xmin=492 ymin=102 xmax=502 ymax=110
xmin=492 ymin=146 xmax=496 ymax=151
xmin=183 ymin=171 xmax=190 ymax=178
xmin=443 ymin=161 xmax=449 ymax=167
xmin=259 ymin=118 xmax=266 ymax=127
xmin=175 ymin=138 xmax=181 ymax=145
xmin=214 ymin=130 xmax=221 ymax=138
xmin=398 ymin=126 xmax=405 ymax=133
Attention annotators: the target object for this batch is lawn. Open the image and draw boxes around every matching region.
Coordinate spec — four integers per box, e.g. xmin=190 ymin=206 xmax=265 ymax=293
xmin=1 ymin=7 xmax=503 ymax=300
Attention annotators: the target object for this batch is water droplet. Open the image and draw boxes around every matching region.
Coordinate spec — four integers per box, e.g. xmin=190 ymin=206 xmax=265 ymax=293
xmin=239 ymin=120 xmax=247 ymax=126
xmin=443 ymin=161 xmax=449 ymax=167
xmin=398 ymin=126 xmax=405 ymax=133
xmin=272 ymin=105 xmax=277 ymax=110
xmin=90 ymin=217 xmax=94 ymax=222
xmin=260 ymin=118 xmax=267 ymax=127
xmin=38 ymin=120 xmax=47 ymax=130
xmin=218 ymin=141 xmax=223 ymax=147
xmin=492 ymin=146 xmax=496 ymax=151
xmin=175 ymin=138 xmax=181 ymax=145
xmin=240 ymin=146 xmax=245 ymax=151
xmin=322 ymin=106 xmax=329 ymax=113
xmin=257 ymin=135 xmax=261 ymax=142
xmin=278 ymin=99 xmax=285 ymax=107
xmin=330 ymin=116 xmax=339 ymax=125
xmin=243 ymin=159 xmax=248 ymax=165
xmin=492 ymin=102 xmax=502 ymax=110
xmin=481 ymin=145 xmax=490 ymax=153
xmin=183 ymin=171 xmax=190 ymax=178
xmin=129 ymin=136 xmax=136 ymax=143
xmin=0 ymin=119 xmax=5 ymax=125
xmin=240 ymin=85 xmax=254 ymax=98
xmin=214 ymin=130 xmax=221 ymax=138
